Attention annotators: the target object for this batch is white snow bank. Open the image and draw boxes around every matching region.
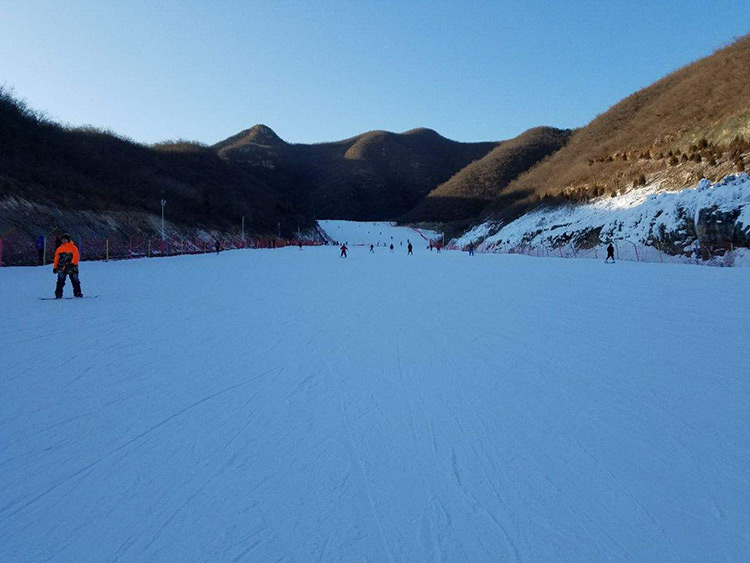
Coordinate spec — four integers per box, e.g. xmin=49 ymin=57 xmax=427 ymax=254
xmin=455 ymin=173 xmax=750 ymax=257
xmin=318 ymin=220 xmax=440 ymax=247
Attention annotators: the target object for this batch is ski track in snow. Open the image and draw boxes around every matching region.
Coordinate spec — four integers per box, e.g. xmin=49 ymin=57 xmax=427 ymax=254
xmin=1 ymin=230 xmax=749 ymax=562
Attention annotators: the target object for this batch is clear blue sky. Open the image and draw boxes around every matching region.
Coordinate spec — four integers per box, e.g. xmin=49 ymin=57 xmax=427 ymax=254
xmin=1 ymin=1 xmax=748 ymax=145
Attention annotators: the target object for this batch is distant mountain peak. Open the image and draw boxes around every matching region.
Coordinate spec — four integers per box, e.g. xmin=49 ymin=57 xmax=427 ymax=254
xmin=403 ymin=127 xmax=441 ymax=137
xmin=243 ymin=124 xmax=285 ymax=146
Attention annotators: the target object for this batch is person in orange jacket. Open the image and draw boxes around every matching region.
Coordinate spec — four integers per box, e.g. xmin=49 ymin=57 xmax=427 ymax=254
xmin=53 ymin=233 xmax=83 ymax=298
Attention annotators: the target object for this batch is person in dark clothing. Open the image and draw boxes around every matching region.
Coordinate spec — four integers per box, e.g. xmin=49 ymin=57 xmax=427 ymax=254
xmin=369 ymin=244 xmax=374 ymax=253
xmin=605 ymin=243 xmax=615 ymax=263
xmin=407 ymin=242 xmax=413 ymax=255
xmin=340 ymin=244 xmax=348 ymax=258
xmin=299 ymin=241 xmax=303 ymax=250
xmin=53 ymin=233 xmax=83 ymax=298
xmin=54 ymin=235 xmax=62 ymax=250
xmin=36 ymin=235 xmax=45 ymax=265
xmin=215 ymin=240 xmax=221 ymax=255
xmin=389 ymin=243 xmax=394 ymax=253
xmin=436 ymin=242 xmax=441 ymax=253
xmin=468 ymin=242 xmax=474 ymax=256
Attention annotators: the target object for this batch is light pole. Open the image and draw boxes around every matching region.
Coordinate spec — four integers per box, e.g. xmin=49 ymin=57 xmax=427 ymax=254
xmin=160 ymin=199 xmax=167 ymax=241
xmin=241 ymin=216 xmax=245 ymax=246
xmin=277 ymin=222 xmax=281 ymax=238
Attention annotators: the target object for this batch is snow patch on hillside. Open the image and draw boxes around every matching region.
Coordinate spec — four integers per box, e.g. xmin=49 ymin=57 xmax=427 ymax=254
xmin=455 ymin=173 xmax=750 ymax=264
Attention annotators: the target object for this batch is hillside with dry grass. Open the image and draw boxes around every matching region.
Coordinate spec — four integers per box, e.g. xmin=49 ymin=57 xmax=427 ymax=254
xmin=0 ymin=89 xmax=310 ymax=241
xmin=216 ymin=127 xmax=498 ymax=220
xmin=401 ymin=127 xmax=572 ymax=223
xmin=489 ymin=34 xmax=750 ymax=217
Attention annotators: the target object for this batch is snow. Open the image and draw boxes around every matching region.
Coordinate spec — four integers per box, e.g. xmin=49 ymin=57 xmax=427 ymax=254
xmin=318 ymin=220 xmax=441 ymax=247
xmin=454 ymin=173 xmax=750 ymax=256
xmin=1 ymin=246 xmax=749 ymax=562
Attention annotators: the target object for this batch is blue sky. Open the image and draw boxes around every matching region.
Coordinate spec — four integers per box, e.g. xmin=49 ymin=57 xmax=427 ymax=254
xmin=1 ymin=1 xmax=748 ymax=145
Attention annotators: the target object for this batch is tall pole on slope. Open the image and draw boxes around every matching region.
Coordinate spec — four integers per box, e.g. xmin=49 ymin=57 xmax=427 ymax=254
xmin=160 ymin=199 xmax=167 ymax=241
xmin=241 ymin=216 xmax=245 ymax=247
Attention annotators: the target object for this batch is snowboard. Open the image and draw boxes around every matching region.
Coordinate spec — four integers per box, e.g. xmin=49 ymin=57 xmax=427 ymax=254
xmin=39 ymin=295 xmax=99 ymax=300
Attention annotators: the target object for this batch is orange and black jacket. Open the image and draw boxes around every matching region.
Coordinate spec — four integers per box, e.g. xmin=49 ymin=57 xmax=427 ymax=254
xmin=53 ymin=241 xmax=80 ymax=272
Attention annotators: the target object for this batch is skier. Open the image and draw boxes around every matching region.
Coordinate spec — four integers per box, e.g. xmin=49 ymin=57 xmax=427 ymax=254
xmin=53 ymin=233 xmax=83 ymax=298
xmin=299 ymin=241 xmax=303 ymax=250
xmin=340 ymin=244 xmax=348 ymax=258
xmin=468 ymin=242 xmax=474 ymax=256
xmin=35 ymin=235 xmax=45 ymax=265
xmin=605 ymin=243 xmax=615 ymax=263
xmin=436 ymin=242 xmax=441 ymax=253
xmin=369 ymin=244 xmax=374 ymax=253
xmin=407 ymin=242 xmax=413 ymax=256
xmin=429 ymin=242 xmax=433 ymax=252
xmin=389 ymin=243 xmax=394 ymax=253
xmin=215 ymin=240 xmax=221 ymax=255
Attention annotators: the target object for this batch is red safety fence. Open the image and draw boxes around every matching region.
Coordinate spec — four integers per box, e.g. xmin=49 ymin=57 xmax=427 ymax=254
xmin=447 ymin=238 xmax=740 ymax=267
xmin=0 ymin=232 xmax=325 ymax=267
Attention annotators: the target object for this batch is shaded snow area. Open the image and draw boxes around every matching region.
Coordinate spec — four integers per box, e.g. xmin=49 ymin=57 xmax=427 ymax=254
xmin=318 ymin=220 xmax=440 ymax=247
xmin=2 ymin=246 xmax=749 ymax=562
xmin=455 ymin=173 xmax=750 ymax=265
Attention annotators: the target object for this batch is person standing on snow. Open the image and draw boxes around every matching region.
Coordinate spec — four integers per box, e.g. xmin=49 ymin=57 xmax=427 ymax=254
xmin=370 ymin=244 xmax=374 ymax=253
xmin=53 ymin=233 xmax=83 ymax=298
xmin=215 ymin=240 xmax=221 ymax=255
xmin=407 ymin=242 xmax=413 ymax=255
xmin=436 ymin=242 xmax=441 ymax=253
xmin=605 ymin=243 xmax=615 ymax=263
xmin=468 ymin=242 xmax=474 ymax=256
xmin=389 ymin=243 xmax=394 ymax=253
xmin=35 ymin=235 xmax=45 ymax=265
xmin=340 ymin=244 xmax=348 ymax=258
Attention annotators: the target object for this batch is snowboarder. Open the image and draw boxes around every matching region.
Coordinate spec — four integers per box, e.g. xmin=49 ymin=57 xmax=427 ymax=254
xmin=436 ymin=242 xmax=441 ymax=253
xmin=35 ymin=235 xmax=45 ymax=265
xmin=340 ymin=244 xmax=348 ymax=258
xmin=370 ymin=244 xmax=374 ymax=253
xmin=605 ymin=243 xmax=615 ymax=263
xmin=429 ymin=242 xmax=433 ymax=251
xmin=299 ymin=241 xmax=303 ymax=250
xmin=389 ymin=243 xmax=394 ymax=253
xmin=53 ymin=233 xmax=83 ymax=298
xmin=215 ymin=240 xmax=221 ymax=255
xmin=407 ymin=242 xmax=413 ymax=255
xmin=468 ymin=243 xmax=474 ymax=256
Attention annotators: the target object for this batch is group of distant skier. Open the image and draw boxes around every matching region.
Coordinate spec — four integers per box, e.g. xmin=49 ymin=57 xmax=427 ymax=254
xmin=340 ymin=239 xmax=416 ymax=258
xmin=40 ymin=231 xmax=617 ymax=298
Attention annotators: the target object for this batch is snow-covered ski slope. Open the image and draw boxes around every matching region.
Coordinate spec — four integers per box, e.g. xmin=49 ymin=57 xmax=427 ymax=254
xmin=318 ymin=220 xmax=440 ymax=246
xmin=1 ymin=246 xmax=749 ymax=563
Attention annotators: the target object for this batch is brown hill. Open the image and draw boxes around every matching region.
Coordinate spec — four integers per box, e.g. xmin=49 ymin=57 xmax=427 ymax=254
xmin=402 ymin=126 xmax=572 ymax=222
xmin=216 ymin=127 xmax=498 ymax=220
xmin=491 ymin=34 xmax=750 ymax=217
xmin=0 ymin=89 xmax=309 ymax=241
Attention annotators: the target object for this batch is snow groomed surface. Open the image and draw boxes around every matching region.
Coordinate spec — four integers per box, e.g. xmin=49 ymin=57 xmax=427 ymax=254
xmin=1 ymin=243 xmax=749 ymax=562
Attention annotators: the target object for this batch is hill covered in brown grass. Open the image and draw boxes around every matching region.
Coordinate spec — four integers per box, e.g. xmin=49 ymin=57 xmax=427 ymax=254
xmin=0 ymin=88 xmax=311 ymax=242
xmin=488 ymin=34 xmax=750 ymax=218
xmin=215 ymin=127 xmax=499 ymax=220
xmin=401 ymin=126 xmax=572 ymax=223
